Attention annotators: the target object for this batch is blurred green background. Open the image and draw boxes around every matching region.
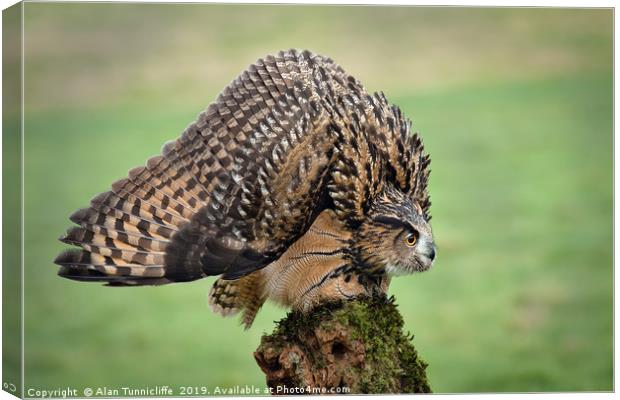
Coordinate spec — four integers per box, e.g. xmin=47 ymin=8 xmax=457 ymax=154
xmin=12 ymin=3 xmax=612 ymax=394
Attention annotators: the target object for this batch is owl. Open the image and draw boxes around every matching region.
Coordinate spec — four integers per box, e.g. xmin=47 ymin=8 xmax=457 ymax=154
xmin=55 ymin=49 xmax=435 ymax=328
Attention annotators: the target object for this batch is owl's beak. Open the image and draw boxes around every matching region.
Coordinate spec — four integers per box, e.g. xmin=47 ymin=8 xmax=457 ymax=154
xmin=427 ymin=245 xmax=436 ymax=262
xmin=417 ymin=241 xmax=436 ymax=270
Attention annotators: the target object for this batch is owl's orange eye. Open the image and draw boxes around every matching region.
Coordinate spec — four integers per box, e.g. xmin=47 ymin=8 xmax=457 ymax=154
xmin=404 ymin=232 xmax=417 ymax=247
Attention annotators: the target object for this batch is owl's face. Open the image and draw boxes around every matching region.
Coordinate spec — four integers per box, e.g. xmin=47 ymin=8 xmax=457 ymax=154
xmin=355 ymin=186 xmax=436 ymax=275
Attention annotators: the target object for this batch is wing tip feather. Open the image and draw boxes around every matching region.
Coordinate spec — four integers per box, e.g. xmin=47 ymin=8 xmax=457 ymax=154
xmin=128 ymin=166 xmax=146 ymax=180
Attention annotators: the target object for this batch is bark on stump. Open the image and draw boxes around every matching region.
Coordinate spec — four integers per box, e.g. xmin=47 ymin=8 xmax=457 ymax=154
xmin=254 ymin=296 xmax=431 ymax=394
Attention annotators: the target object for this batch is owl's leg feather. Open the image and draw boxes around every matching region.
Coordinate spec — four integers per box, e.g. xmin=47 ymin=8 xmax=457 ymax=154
xmin=208 ymin=274 xmax=267 ymax=329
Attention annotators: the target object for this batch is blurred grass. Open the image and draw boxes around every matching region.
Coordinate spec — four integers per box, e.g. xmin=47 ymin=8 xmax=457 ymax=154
xmin=14 ymin=3 xmax=612 ymax=394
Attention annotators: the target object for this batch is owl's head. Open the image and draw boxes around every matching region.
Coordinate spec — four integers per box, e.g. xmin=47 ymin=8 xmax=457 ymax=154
xmin=354 ymin=185 xmax=436 ymax=275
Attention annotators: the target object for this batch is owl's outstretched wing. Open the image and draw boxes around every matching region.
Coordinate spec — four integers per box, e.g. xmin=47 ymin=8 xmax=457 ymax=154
xmin=55 ymin=49 xmax=359 ymax=284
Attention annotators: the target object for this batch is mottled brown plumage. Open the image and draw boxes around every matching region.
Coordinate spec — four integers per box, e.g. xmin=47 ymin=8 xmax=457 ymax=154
xmin=55 ymin=49 xmax=435 ymax=328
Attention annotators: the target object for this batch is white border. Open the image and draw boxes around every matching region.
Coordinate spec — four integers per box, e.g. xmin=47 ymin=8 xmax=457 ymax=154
xmin=0 ymin=2 xmax=615 ymax=400
xmin=1 ymin=0 xmax=618 ymax=7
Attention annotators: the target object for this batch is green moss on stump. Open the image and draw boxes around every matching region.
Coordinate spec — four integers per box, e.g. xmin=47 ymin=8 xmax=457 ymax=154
xmin=254 ymin=296 xmax=431 ymax=394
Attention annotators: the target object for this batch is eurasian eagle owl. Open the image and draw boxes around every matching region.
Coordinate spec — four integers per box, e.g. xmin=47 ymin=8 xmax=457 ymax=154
xmin=55 ymin=49 xmax=436 ymax=328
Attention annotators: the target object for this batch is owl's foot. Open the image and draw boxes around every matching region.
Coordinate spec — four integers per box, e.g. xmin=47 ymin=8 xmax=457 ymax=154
xmin=295 ymin=272 xmax=391 ymax=312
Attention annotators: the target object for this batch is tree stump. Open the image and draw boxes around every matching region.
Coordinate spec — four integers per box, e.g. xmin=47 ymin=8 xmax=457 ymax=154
xmin=254 ymin=296 xmax=431 ymax=394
